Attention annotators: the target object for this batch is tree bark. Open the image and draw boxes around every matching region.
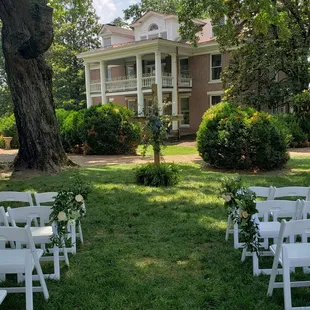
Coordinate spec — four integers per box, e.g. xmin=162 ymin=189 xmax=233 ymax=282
xmin=0 ymin=0 xmax=70 ymax=171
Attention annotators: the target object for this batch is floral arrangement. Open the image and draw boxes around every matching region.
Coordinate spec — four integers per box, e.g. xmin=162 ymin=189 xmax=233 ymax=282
xmin=219 ymin=175 xmax=260 ymax=255
xmin=49 ymin=176 xmax=90 ymax=247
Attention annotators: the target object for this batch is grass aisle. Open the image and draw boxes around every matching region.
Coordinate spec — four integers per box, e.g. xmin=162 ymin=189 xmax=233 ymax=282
xmin=1 ymin=155 xmax=310 ymax=309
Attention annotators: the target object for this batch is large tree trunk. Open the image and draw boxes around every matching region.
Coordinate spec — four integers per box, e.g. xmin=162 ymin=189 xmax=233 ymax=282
xmin=0 ymin=0 xmax=70 ymax=172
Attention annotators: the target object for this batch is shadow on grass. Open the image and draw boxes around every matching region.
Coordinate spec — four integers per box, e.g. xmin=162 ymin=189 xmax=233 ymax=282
xmin=2 ymin=162 xmax=310 ymax=309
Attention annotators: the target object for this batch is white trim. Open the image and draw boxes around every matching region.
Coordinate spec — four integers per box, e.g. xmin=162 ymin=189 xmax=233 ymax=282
xmin=207 ymin=90 xmax=224 ymax=95
xmin=208 ymin=80 xmax=221 ymax=84
xmin=209 ymin=94 xmax=223 ymax=106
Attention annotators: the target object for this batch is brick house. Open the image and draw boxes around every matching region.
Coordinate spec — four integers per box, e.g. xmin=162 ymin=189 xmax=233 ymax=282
xmin=77 ymin=11 xmax=231 ymax=135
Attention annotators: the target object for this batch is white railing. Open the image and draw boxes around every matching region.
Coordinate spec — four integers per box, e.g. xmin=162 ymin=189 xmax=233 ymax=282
xmin=90 ymin=74 xmax=192 ymax=93
xmin=178 ymin=74 xmax=192 ymax=87
xmin=90 ymin=80 xmax=101 ymax=92
xmin=142 ymin=73 xmax=155 ymax=88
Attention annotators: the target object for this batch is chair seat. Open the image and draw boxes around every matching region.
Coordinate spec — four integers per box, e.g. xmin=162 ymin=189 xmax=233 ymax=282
xmin=30 ymin=226 xmax=53 ymax=238
xmin=270 ymin=243 xmax=310 ymax=267
xmin=0 ymin=290 xmax=7 ymax=304
xmin=258 ymin=222 xmax=281 ymax=238
xmin=0 ymin=249 xmax=44 ymax=273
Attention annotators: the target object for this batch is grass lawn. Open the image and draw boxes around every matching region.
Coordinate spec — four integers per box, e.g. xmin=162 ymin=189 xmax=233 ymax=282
xmin=1 ymin=155 xmax=310 ymax=309
xmin=137 ymin=144 xmax=198 ymax=156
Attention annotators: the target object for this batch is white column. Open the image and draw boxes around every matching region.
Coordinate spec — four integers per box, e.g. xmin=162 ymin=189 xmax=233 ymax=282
xmin=100 ymin=60 xmax=108 ymax=104
xmin=155 ymin=51 xmax=163 ymax=114
xmin=85 ymin=63 xmax=92 ymax=108
xmin=171 ymin=53 xmax=178 ymax=130
xmin=136 ymin=54 xmax=144 ymax=116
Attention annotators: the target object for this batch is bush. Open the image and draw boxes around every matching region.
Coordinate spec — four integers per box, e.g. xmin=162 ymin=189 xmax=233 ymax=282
xmin=0 ymin=114 xmax=19 ymax=148
xmin=272 ymin=114 xmax=308 ymax=147
xmin=197 ymin=102 xmax=290 ymax=170
xmin=135 ymin=163 xmax=180 ymax=187
xmin=57 ymin=104 xmax=142 ymax=155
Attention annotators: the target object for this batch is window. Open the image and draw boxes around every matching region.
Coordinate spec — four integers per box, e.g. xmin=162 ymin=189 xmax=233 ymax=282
xmin=126 ymin=64 xmax=135 ymax=76
xmin=210 ymin=95 xmax=222 ymax=106
xmin=180 ymin=58 xmax=189 ymax=75
xmin=148 ymin=23 xmax=158 ymax=31
xmin=211 ymin=54 xmax=222 ymax=81
xmin=107 ymin=67 xmax=112 ymax=80
xmin=103 ymin=37 xmax=111 ymax=48
xmin=180 ymin=97 xmax=190 ymax=126
xmin=127 ymin=99 xmax=137 ymax=113
xmin=160 ymin=32 xmax=167 ymax=39
xmin=140 ymin=36 xmax=147 ymax=41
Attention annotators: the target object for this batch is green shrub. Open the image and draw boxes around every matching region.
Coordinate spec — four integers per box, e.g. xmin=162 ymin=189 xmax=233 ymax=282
xmin=0 ymin=114 xmax=18 ymax=148
xmin=135 ymin=163 xmax=180 ymax=187
xmin=272 ymin=114 xmax=308 ymax=147
xmin=57 ymin=104 xmax=142 ymax=155
xmin=197 ymin=102 xmax=290 ymax=170
xmin=82 ymin=104 xmax=141 ymax=155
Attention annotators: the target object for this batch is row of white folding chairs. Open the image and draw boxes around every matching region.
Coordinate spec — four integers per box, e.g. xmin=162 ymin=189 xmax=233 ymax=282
xmin=240 ymin=200 xmax=310 ymax=310
xmin=0 ymin=191 xmax=85 ymax=254
xmin=225 ymin=186 xmax=310 ymax=248
xmin=0 ymin=225 xmax=49 ymax=310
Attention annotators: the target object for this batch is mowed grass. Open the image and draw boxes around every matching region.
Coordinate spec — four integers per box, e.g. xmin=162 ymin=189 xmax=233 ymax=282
xmin=137 ymin=144 xmax=197 ymax=156
xmin=1 ymin=154 xmax=310 ymax=309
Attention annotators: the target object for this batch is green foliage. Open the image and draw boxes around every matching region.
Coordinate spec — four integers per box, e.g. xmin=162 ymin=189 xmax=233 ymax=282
xmin=110 ymin=17 xmax=128 ymax=28
xmin=123 ymin=0 xmax=179 ymax=20
xmin=178 ymin=0 xmax=310 ymax=109
xmin=49 ymin=176 xmax=89 ymax=247
xmin=57 ymin=104 xmax=142 ymax=155
xmin=197 ymin=102 xmax=289 ymax=170
xmin=219 ymin=175 xmax=260 ymax=254
xmin=0 ymin=114 xmax=18 ymax=148
xmin=47 ymin=0 xmax=100 ymax=110
xmin=135 ymin=163 xmax=180 ymax=187
xmin=272 ymin=114 xmax=308 ymax=148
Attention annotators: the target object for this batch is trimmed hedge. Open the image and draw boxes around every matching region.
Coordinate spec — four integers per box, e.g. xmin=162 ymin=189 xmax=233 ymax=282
xmin=197 ymin=102 xmax=290 ymax=170
xmin=56 ymin=104 xmax=142 ymax=155
xmin=0 ymin=114 xmax=18 ymax=149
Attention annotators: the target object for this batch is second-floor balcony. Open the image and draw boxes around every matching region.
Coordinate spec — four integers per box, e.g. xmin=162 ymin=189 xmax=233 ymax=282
xmin=90 ymin=73 xmax=192 ymax=94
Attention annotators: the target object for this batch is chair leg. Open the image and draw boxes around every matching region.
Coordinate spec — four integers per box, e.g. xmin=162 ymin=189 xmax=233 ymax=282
xmin=25 ymin=251 xmax=33 ymax=310
xmin=241 ymin=248 xmax=247 ymax=262
xmin=71 ymin=223 xmax=76 ymax=255
xmin=225 ymin=215 xmax=231 ymax=241
xmin=253 ymin=252 xmax=260 ymax=276
xmin=62 ymin=238 xmax=70 ymax=266
xmin=53 ymin=246 xmax=60 ymax=280
xmin=233 ymin=223 xmax=239 ymax=249
xmin=78 ymin=222 xmax=83 ymax=244
xmin=283 ymin=248 xmax=292 ymax=310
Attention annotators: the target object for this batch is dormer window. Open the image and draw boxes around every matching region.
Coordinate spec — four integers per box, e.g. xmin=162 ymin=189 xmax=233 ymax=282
xmin=149 ymin=23 xmax=159 ymax=31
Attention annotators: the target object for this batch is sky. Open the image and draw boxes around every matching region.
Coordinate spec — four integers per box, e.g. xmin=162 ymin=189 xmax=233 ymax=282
xmin=93 ymin=0 xmax=137 ymax=24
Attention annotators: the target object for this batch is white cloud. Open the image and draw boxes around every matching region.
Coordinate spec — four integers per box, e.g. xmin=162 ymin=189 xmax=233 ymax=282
xmin=93 ymin=0 xmax=131 ymax=23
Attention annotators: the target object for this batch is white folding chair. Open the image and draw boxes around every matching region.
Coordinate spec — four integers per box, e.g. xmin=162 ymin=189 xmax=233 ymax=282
xmin=34 ymin=191 xmax=85 ymax=254
xmin=267 ymin=219 xmax=310 ymax=310
xmin=226 ymin=186 xmax=274 ymax=249
xmin=273 ymin=186 xmax=310 ymax=201
xmin=241 ymin=200 xmax=301 ymax=276
xmin=0 ymin=226 xmax=49 ymax=310
xmin=8 ymin=206 xmax=69 ymax=280
xmin=0 ymin=290 xmax=7 ymax=305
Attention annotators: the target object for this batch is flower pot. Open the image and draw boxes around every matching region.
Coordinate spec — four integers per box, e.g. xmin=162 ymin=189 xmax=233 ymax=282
xmin=2 ymin=137 xmax=13 ymax=150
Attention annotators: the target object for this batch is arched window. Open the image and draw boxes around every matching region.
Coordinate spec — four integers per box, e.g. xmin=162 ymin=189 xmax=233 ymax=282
xmin=148 ymin=23 xmax=158 ymax=31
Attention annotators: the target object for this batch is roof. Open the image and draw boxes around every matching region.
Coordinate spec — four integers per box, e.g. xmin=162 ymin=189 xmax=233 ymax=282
xmin=99 ymin=24 xmax=134 ymax=37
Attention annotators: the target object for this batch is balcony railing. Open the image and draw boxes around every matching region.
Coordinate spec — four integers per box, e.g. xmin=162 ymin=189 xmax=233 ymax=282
xmin=90 ymin=74 xmax=192 ymax=93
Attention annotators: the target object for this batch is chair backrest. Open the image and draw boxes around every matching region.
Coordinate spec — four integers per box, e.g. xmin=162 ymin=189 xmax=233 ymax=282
xmin=255 ymin=200 xmax=301 ymax=222
xmin=273 ymin=186 xmax=310 ymax=200
xmin=0 ymin=225 xmax=34 ymax=245
xmin=8 ymin=206 xmax=52 ymax=227
xmin=248 ymin=186 xmax=275 ymax=200
xmin=34 ymin=192 xmax=58 ymax=206
xmin=0 ymin=207 xmax=9 ymax=227
xmin=0 ymin=191 xmax=33 ymax=206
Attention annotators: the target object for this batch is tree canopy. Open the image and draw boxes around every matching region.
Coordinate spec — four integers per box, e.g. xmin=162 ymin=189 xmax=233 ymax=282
xmin=47 ymin=0 xmax=100 ymax=110
xmin=123 ymin=0 xmax=179 ymax=21
xmin=178 ymin=0 xmax=310 ymax=108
